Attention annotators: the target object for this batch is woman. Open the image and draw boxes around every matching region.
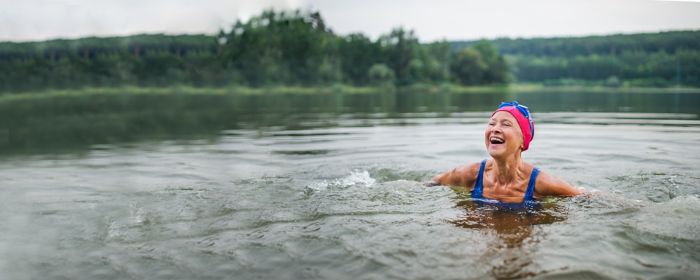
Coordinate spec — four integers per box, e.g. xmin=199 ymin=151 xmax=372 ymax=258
xmin=429 ymin=101 xmax=582 ymax=204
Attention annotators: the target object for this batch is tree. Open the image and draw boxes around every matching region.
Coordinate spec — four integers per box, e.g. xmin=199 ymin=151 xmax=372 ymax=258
xmin=450 ymin=48 xmax=486 ymax=85
xmin=471 ymin=41 xmax=509 ymax=83
xmin=220 ymin=10 xmax=339 ymax=86
xmin=368 ymin=63 xmax=395 ymax=86
xmin=338 ymin=33 xmax=381 ymax=85
xmin=378 ymin=28 xmax=421 ymax=85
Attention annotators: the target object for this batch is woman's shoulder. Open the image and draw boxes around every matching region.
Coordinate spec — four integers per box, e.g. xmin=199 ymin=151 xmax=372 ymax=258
xmin=450 ymin=161 xmax=483 ymax=182
xmin=461 ymin=161 xmax=483 ymax=189
xmin=466 ymin=161 xmax=483 ymax=177
xmin=431 ymin=161 xmax=483 ymax=188
xmin=533 ymin=169 xmax=582 ymax=197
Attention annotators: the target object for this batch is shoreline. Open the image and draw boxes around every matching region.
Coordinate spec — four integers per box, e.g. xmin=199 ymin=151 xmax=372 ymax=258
xmin=2 ymin=83 xmax=700 ymax=100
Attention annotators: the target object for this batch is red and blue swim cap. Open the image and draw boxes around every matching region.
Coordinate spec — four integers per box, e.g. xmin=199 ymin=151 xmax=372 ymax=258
xmin=493 ymin=101 xmax=535 ymax=151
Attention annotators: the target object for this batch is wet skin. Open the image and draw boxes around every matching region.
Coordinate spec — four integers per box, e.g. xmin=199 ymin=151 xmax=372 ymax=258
xmin=431 ymin=111 xmax=581 ymax=202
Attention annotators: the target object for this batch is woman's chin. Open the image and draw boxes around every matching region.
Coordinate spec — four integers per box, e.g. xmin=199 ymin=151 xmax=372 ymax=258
xmin=487 ymin=147 xmax=505 ymax=157
xmin=488 ymin=144 xmax=518 ymax=157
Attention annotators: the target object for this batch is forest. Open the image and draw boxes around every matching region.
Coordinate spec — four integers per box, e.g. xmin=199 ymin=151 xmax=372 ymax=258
xmin=452 ymin=31 xmax=700 ymax=87
xmin=1 ymin=10 xmax=698 ymax=92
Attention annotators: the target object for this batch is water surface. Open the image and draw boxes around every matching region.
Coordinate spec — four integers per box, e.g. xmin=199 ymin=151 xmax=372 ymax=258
xmin=1 ymin=90 xmax=699 ymax=279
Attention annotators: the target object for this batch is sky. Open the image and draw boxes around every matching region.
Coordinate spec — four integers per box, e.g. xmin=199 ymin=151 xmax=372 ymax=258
xmin=1 ymin=0 xmax=700 ymax=42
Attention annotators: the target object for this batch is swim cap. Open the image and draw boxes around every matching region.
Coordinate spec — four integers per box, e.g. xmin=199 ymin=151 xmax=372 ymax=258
xmin=493 ymin=101 xmax=535 ymax=151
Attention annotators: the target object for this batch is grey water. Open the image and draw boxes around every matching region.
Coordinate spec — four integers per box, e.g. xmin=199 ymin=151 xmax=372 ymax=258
xmin=1 ymin=90 xmax=699 ymax=279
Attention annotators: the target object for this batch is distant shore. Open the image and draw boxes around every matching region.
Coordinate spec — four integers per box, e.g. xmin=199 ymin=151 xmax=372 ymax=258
xmin=2 ymin=83 xmax=699 ymax=101
xmin=0 ymin=83 xmax=700 ymax=101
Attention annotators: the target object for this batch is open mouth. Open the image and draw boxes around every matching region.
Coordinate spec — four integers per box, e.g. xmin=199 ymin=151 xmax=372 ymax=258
xmin=490 ymin=136 xmax=505 ymax=144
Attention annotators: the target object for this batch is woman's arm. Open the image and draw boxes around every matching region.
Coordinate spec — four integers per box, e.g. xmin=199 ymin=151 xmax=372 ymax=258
xmin=534 ymin=171 xmax=583 ymax=197
xmin=427 ymin=162 xmax=481 ymax=190
xmin=534 ymin=171 xmax=648 ymax=209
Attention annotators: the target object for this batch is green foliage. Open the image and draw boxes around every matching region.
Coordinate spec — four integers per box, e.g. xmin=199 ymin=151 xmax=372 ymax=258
xmin=378 ymin=28 xmax=422 ymax=85
xmin=450 ymin=48 xmax=486 ymax=85
xmin=508 ymin=49 xmax=700 ymax=86
xmin=0 ymin=34 xmax=220 ymax=91
xmin=338 ymin=33 xmax=381 ymax=85
xmin=368 ymin=63 xmax=395 ymax=85
xmin=219 ymin=10 xmax=339 ymax=86
xmin=0 ymin=10 xmax=499 ymax=91
xmin=451 ymin=31 xmax=700 ymax=56
xmin=450 ymin=41 xmax=509 ymax=85
xmin=453 ymin=31 xmax=700 ymax=86
xmin=2 ymin=10 xmax=697 ymax=91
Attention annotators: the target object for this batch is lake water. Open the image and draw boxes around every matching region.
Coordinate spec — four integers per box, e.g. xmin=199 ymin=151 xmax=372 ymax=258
xmin=1 ymin=90 xmax=699 ymax=279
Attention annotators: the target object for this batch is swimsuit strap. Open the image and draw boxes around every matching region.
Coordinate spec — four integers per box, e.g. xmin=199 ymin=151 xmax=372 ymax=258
xmin=472 ymin=160 xmax=540 ymax=203
xmin=471 ymin=160 xmax=487 ymax=198
xmin=524 ymin=167 xmax=540 ymax=202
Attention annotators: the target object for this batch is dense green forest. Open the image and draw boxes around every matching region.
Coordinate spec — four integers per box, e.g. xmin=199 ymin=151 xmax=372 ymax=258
xmin=1 ymin=10 xmax=699 ymax=92
xmin=452 ymin=31 xmax=700 ymax=87
xmin=0 ymin=10 xmax=505 ymax=92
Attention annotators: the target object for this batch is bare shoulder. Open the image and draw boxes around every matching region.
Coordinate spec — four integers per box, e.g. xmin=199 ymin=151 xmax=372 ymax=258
xmin=461 ymin=162 xmax=482 ymax=185
xmin=534 ymin=169 xmax=582 ymax=197
xmin=431 ymin=161 xmax=482 ymax=189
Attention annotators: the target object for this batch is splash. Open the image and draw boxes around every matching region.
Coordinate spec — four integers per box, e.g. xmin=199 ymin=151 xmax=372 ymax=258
xmin=306 ymin=170 xmax=376 ymax=192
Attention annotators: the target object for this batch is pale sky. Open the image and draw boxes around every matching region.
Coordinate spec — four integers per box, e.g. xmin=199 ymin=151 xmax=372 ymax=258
xmin=1 ymin=0 xmax=700 ymax=42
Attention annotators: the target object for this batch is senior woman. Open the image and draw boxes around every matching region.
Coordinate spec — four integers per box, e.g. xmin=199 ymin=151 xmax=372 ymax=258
xmin=429 ymin=101 xmax=582 ymax=204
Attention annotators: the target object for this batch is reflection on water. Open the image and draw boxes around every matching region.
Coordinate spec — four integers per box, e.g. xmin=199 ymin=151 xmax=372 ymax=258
xmin=451 ymin=199 xmax=566 ymax=279
xmin=452 ymin=200 xmax=566 ymax=247
xmin=0 ymin=89 xmax=699 ymax=155
xmin=1 ymin=89 xmax=699 ymax=279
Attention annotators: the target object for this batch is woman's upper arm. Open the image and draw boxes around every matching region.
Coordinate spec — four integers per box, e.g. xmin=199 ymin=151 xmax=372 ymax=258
xmin=535 ymin=171 xmax=582 ymax=197
xmin=432 ymin=162 xmax=480 ymax=190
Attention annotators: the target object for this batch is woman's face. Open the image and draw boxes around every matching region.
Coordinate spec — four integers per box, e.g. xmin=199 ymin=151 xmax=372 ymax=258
xmin=485 ymin=111 xmax=523 ymax=158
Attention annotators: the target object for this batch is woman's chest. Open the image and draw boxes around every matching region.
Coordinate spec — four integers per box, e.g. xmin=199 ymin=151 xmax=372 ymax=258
xmin=481 ymin=180 xmax=529 ymax=203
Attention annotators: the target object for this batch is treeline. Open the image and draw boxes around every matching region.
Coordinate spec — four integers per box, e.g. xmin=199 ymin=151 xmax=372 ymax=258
xmin=0 ymin=10 xmax=507 ymax=92
xmin=2 ymin=10 xmax=699 ymax=92
xmin=452 ymin=31 xmax=700 ymax=86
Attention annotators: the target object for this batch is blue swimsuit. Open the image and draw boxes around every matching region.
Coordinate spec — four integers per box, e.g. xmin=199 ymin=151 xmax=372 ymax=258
xmin=471 ymin=160 xmax=540 ymax=208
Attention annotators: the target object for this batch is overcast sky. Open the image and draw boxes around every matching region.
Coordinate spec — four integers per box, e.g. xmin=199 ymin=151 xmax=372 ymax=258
xmin=1 ymin=0 xmax=700 ymax=42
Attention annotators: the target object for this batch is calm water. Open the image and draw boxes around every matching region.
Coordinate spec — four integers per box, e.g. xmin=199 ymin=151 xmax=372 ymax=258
xmin=1 ymin=90 xmax=699 ymax=279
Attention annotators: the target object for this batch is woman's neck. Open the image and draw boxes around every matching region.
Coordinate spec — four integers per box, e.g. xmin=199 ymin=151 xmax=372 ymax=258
xmin=492 ymin=153 xmax=524 ymax=184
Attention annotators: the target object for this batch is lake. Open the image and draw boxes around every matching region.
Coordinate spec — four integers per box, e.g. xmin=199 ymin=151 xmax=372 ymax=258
xmin=1 ymin=89 xmax=699 ymax=279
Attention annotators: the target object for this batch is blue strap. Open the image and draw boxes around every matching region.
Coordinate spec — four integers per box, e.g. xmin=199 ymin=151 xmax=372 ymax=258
xmin=471 ymin=160 xmax=487 ymax=198
xmin=472 ymin=160 xmax=540 ymax=203
xmin=524 ymin=167 xmax=540 ymax=202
